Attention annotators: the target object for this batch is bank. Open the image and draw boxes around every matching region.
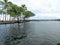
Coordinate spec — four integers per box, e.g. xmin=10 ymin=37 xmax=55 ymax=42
xmin=0 ymin=20 xmax=30 ymax=24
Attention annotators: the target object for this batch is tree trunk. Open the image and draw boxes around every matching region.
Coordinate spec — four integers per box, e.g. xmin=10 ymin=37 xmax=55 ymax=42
xmin=5 ymin=14 xmax=6 ymax=21
xmin=17 ymin=17 xmax=19 ymax=23
xmin=1 ymin=12 xmax=4 ymax=21
xmin=9 ymin=15 xmax=11 ymax=21
xmin=12 ymin=17 xmax=15 ymax=23
xmin=23 ymin=17 xmax=25 ymax=22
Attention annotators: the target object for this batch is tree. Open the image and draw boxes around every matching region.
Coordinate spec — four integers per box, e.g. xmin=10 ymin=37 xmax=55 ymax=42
xmin=23 ymin=11 xmax=35 ymax=20
xmin=0 ymin=0 xmax=11 ymax=21
xmin=7 ymin=4 xmax=21 ymax=22
xmin=20 ymin=4 xmax=35 ymax=20
xmin=0 ymin=9 xmax=2 ymax=14
xmin=0 ymin=9 xmax=6 ymax=21
xmin=19 ymin=4 xmax=27 ymax=21
xmin=7 ymin=3 xmax=35 ymax=22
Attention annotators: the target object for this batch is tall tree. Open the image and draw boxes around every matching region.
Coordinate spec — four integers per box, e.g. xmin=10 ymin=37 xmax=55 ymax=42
xmin=0 ymin=0 xmax=11 ymax=21
xmin=7 ymin=4 xmax=35 ymax=22
xmin=21 ymin=5 xmax=35 ymax=20
xmin=20 ymin=4 xmax=27 ymax=20
xmin=7 ymin=4 xmax=21 ymax=22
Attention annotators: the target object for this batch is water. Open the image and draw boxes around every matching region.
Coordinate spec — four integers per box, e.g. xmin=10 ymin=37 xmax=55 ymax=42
xmin=0 ymin=21 xmax=60 ymax=45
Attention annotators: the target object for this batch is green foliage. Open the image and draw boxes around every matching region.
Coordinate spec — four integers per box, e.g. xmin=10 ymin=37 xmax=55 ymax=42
xmin=21 ymin=4 xmax=27 ymax=10
xmin=19 ymin=7 xmax=25 ymax=13
xmin=23 ymin=11 xmax=35 ymax=18
xmin=0 ymin=0 xmax=35 ymax=20
xmin=1 ymin=0 xmax=8 ymax=9
xmin=4 ymin=0 xmax=8 ymax=3
xmin=21 ymin=4 xmax=35 ymax=18
xmin=7 ymin=4 xmax=21 ymax=17
xmin=0 ymin=9 xmax=2 ymax=13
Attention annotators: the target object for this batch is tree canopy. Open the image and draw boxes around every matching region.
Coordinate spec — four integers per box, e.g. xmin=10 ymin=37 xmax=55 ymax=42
xmin=0 ymin=0 xmax=35 ymax=21
xmin=7 ymin=4 xmax=21 ymax=17
xmin=23 ymin=11 xmax=35 ymax=18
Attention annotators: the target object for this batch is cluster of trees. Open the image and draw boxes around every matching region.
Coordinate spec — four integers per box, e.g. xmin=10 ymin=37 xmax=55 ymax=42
xmin=0 ymin=0 xmax=35 ymax=21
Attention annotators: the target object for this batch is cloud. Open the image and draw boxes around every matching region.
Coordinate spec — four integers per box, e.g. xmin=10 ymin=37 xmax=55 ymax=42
xmin=8 ymin=0 xmax=60 ymax=19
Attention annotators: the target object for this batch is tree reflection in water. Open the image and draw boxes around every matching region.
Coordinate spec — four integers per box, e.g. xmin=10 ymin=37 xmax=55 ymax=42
xmin=4 ymin=23 xmax=27 ymax=45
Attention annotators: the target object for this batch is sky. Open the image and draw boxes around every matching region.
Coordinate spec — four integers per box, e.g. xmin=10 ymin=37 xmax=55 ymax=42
xmin=1 ymin=0 xmax=60 ymax=19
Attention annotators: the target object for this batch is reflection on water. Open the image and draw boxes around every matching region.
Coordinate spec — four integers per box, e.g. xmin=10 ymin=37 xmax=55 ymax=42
xmin=4 ymin=23 xmax=27 ymax=45
xmin=0 ymin=21 xmax=60 ymax=45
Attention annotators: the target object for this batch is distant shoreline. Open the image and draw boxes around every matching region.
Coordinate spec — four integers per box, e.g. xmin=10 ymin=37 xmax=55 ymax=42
xmin=0 ymin=20 xmax=60 ymax=24
xmin=27 ymin=20 xmax=60 ymax=21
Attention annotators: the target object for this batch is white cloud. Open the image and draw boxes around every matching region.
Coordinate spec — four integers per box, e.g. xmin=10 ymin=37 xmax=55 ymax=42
xmin=8 ymin=0 xmax=60 ymax=19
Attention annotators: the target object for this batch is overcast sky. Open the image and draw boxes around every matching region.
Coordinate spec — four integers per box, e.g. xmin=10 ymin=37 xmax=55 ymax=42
xmin=2 ymin=0 xmax=60 ymax=19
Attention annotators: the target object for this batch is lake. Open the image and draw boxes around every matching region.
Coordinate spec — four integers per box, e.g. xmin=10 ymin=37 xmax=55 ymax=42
xmin=0 ymin=21 xmax=60 ymax=45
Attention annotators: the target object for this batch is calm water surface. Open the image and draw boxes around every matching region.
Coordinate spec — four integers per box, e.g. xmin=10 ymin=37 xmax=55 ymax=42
xmin=0 ymin=21 xmax=60 ymax=45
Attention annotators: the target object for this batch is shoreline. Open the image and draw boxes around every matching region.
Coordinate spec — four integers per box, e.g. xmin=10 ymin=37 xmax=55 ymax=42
xmin=0 ymin=20 xmax=29 ymax=24
xmin=0 ymin=20 xmax=60 ymax=24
